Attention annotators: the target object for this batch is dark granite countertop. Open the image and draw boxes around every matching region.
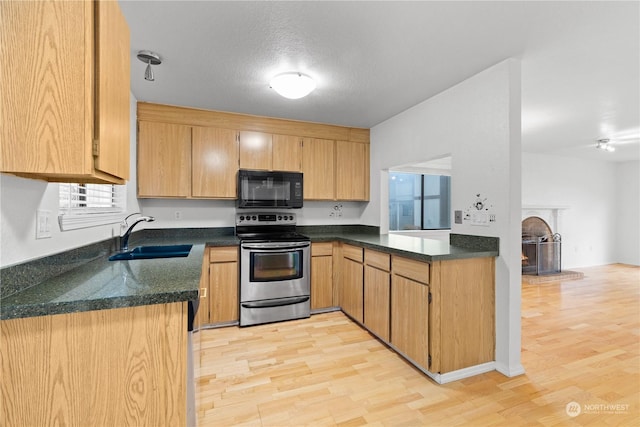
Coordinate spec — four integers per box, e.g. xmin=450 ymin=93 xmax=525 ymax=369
xmin=0 ymin=226 xmax=497 ymax=321
xmin=302 ymin=230 xmax=498 ymax=262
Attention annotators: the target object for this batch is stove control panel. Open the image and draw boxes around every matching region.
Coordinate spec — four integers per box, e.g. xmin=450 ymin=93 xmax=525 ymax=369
xmin=236 ymin=212 xmax=297 ymax=226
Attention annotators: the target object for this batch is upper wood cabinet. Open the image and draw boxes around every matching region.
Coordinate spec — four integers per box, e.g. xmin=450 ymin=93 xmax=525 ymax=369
xmin=272 ymin=135 xmax=302 ymax=172
xmin=192 ymin=127 xmax=239 ymax=198
xmin=0 ymin=0 xmax=130 ymax=184
xmin=137 ymin=121 xmax=191 ymax=198
xmin=239 ymin=131 xmax=272 ymax=170
xmin=239 ymin=132 xmax=301 ymax=172
xmin=135 ymin=103 xmax=369 ymax=199
xmin=302 ymin=138 xmax=335 ymax=200
xmin=336 ymin=141 xmax=369 ymax=201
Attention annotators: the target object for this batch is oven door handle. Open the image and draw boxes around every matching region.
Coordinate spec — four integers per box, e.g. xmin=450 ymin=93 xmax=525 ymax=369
xmin=241 ymin=242 xmax=310 ymax=250
xmin=241 ymin=296 xmax=310 ymax=309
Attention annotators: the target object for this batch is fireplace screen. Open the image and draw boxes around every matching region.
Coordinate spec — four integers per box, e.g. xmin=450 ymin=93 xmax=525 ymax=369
xmin=522 ymin=217 xmax=562 ymax=275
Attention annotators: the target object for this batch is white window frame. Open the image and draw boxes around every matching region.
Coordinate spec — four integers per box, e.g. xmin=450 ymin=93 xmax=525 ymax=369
xmin=58 ymin=183 xmax=126 ymax=231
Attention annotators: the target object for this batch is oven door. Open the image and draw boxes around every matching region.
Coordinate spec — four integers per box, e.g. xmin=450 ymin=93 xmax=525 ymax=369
xmin=240 ymin=241 xmax=310 ymax=302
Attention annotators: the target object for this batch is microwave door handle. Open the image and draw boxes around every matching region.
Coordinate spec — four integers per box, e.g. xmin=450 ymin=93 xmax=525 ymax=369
xmin=241 ymin=242 xmax=310 ymax=250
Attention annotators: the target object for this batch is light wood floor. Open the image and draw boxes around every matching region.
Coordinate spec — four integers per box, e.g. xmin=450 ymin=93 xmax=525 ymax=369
xmin=196 ymin=264 xmax=639 ymax=426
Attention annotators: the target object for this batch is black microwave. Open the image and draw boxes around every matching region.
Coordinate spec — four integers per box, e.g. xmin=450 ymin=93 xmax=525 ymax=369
xmin=237 ymin=169 xmax=303 ymax=209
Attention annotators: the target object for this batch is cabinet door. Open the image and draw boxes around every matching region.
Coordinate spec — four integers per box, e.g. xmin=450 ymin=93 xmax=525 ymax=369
xmin=137 ymin=122 xmax=191 ymax=197
xmin=239 ymin=131 xmax=272 ymax=170
xmin=311 ymin=243 xmax=334 ymax=310
xmin=94 ymin=0 xmax=130 ymax=180
xmin=336 ymin=140 xmax=369 ymax=201
xmin=341 ymin=257 xmax=363 ymax=323
xmin=195 ymin=250 xmax=211 ymax=328
xmin=364 ymin=265 xmax=390 ymax=341
xmin=391 ymin=274 xmax=429 ymax=369
xmin=0 ymin=1 xmax=129 ymax=183
xmin=272 ymin=135 xmax=301 ymax=172
xmin=209 ymin=247 xmax=239 ymax=324
xmin=192 ymin=127 xmax=238 ymax=198
xmin=302 ymin=138 xmax=335 ymax=200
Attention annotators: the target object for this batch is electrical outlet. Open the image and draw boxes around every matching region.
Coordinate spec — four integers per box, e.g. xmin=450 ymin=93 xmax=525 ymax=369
xmin=174 ymin=211 xmax=182 ymax=220
xmin=36 ymin=210 xmax=52 ymax=239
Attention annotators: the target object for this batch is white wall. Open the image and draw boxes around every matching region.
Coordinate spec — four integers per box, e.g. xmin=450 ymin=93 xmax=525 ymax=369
xmin=138 ymin=199 xmax=367 ymax=229
xmin=363 ymin=59 xmax=524 ymax=377
xmin=521 ymin=153 xmax=621 ymax=268
xmin=0 ymin=94 xmax=142 ymax=268
xmin=615 ymin=160 xmax=640 ymax=265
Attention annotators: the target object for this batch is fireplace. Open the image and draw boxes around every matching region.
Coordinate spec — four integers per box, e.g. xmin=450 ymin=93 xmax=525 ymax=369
xmin=522 ymin=216 xmax=561 ymax=275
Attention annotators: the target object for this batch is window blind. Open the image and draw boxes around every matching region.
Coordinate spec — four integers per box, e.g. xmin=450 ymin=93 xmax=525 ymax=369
xmin=58 ymin=184 xmax=126 ymax=230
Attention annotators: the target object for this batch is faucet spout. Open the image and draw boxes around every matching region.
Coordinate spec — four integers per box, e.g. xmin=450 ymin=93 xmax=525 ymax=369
xmin=120 ymin=214 xmax=155 ymax=252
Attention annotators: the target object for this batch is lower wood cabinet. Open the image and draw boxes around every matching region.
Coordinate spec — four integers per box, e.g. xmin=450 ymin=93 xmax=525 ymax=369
xmin=311 ymin=242 xmax=334 ymax=310
xmin=340 ymin=244 xmax=364 ymax=323
xmin=391 ymin=272 xmax=430 ymax=369
xmin=364 ymin=249 xmax=391 ymax=341
xmin=1 ymin=303 xmax=187 ymax=426
xmin=197 ymin=246 xmax=239 ymax=327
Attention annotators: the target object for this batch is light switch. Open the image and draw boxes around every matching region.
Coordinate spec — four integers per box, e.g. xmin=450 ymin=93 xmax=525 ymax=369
xmin=454 ymin=210 xmax=463 ymax=224
xmin=36 ymin=210 xmax=52 ymax=239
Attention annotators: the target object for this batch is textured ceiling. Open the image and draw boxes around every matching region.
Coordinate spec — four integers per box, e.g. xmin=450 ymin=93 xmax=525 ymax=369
xmin=120 ymin=1 xmax=639 ymax=162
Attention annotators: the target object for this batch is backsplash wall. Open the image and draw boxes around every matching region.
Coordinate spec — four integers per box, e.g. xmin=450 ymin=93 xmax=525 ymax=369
xmin=138 ymin=198 xmax=368 ymax=229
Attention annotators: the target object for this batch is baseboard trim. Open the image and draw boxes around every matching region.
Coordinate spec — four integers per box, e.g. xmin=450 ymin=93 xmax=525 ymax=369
xmin=495 ymin=361 xmax=526 ymax=377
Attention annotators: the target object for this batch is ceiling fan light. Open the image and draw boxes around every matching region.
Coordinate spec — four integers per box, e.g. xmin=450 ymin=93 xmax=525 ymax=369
xmin=270 ymin=72 xmax=316 ymax=99
xmin=596 ymin=138 xmax=615 ymax=152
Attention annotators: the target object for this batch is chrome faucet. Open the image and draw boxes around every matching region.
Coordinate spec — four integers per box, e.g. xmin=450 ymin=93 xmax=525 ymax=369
xmin=119 ymin=213 xmax=155 ymax=252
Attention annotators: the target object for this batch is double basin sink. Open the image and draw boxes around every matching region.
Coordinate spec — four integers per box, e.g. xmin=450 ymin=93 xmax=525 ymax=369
xmin=108 ymin=244 xmax=193 ymax=261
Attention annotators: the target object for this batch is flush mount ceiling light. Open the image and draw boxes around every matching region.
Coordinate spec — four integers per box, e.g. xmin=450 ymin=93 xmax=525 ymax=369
xmin=136 ymin=50 xmax=162 ymax=82
xmin=596 ymin=138 xmax=615 ymax=152
xmin=269 ymin=72 xmax=316 ymax=99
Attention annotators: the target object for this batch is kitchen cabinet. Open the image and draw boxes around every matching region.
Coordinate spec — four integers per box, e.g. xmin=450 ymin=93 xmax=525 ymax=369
xmin=136 ymin=103 xmax=369 ymax=199
xmin=137 ymin=121 xmax=191 ymax=197
xmin=431 ymin=258 xmax=495 ymax=373
xmin=1 ymin=302 xmax=187 ymax=426
xmin=1 ymin=0 xmax=130 ymax=184
xmin=364 ymin=249 xmax=391 ymax=341
xmin=340 ymin=244 xmax=364 ymax=323
xmin=311 ymin=242 xmax=334 ymax=311
xmin=239 ymin=131 xmax=272 ymax=170
xmin=302 ymin=138 xmax=335 ymax=200
xmin=197 ymin=247 xmax=239 ymax=326
xmin=391 ymin=256 xmax=430 ymax=370
xmin=239 ymin=132 xmax=302 ymax=172
xmin=336 ymin=140 xmax=369 ymax=201
xmin=192 ymin=127 xmax=239 ymax=198
xmin=272 ymin=134 xmax=302 ymax=172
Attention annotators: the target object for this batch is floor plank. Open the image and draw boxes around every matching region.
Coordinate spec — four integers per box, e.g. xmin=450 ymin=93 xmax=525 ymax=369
xmin=196 ymin=264 xmax=639 ymax=426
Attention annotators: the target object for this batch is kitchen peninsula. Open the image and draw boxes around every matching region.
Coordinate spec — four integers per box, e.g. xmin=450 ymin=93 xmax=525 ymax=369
xmin=1 ymin=228 xmax=497 ymax=425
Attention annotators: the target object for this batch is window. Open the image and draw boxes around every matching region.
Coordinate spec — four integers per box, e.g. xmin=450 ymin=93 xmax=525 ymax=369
xmin=389 ymin=173 xmax=451 ymax=231
xmin=58 ymin=183 xmax=126 ymax=230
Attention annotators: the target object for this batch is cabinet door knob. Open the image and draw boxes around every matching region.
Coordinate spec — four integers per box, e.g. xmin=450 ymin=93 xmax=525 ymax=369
xmin=200 ymin=287 xmax=208 ymax=298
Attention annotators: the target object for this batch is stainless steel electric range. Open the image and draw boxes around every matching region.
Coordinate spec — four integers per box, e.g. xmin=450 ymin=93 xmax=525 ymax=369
xmin=236 ymin=212 xmax=310 ymax=327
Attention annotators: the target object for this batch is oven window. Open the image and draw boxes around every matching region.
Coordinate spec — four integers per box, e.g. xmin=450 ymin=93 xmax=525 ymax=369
xmin=250 ymin=250 xmax=303 ymax=282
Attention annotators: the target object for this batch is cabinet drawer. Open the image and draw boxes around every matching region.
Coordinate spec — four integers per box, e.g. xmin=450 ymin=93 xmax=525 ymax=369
xmin=342 ymin=244 xmax=363 ymax=263
xmin=392 ymin=256 xmax=429 ymax=284
xmin=312 ymin=242 xmax=333 ymax=257
xmin=364 ymin=249 xmax=390 ymax=272
xmin=209 ymin=246 xmax=238 ymax=263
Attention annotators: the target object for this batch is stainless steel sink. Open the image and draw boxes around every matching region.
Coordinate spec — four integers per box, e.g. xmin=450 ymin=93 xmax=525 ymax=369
xmin=108 ymin=244 xmax=193 ymax=261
